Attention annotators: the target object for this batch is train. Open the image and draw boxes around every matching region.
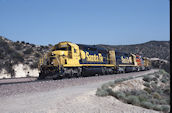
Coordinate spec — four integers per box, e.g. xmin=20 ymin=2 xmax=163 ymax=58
xmin=38 ymin=41 xmax=151 ymax=79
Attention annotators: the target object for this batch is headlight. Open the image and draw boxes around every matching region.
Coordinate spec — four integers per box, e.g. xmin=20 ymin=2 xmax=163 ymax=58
xmin=51 ymin=53 xmax=55 ymax=56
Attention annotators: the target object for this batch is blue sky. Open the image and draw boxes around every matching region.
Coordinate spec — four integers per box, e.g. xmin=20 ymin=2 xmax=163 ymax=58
xmin=0 ymin=0 xmax=169 ymax=45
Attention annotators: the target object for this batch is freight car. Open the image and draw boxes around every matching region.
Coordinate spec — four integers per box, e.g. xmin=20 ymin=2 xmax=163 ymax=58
xmin=38 ymin=41 xmax=150 ymax=79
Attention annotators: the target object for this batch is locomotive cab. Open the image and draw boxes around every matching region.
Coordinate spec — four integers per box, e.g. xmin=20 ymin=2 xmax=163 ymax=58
xmin=38 ymin=41 xmax=81 ymax=79
xmin=50 ymin=42 xmax=81 ymax=66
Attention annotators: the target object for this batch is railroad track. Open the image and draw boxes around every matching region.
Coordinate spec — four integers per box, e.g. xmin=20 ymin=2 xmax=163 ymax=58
xmin=0 ymin=70 xmax=154 ymax=86
xmin=0 ymin=69 xmax=158 ymax=97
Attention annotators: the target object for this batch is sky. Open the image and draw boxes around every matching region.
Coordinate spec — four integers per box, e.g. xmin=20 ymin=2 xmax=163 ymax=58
xmin=0 ymin=0 xmax=170 ymax=45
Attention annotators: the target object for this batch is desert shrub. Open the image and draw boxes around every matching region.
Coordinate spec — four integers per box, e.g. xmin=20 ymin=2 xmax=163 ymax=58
xmin=161 ymin=105 xmax=170 ymax=113
xmin=114 ymin=78 xmax=127 ymax=83
xmin=161 ymin=78 xmax=168 ymax=83
xmin=153 ymin=105 xmax=162 ymax=111
xmin=111 ymin=91 xmax=126 ymax=100
xmin=152 ymin=77 xmax=158 ymax=82
xmin=21 ymin=41 xmax=25 ymax=44
xmin=16 ymin=41 xmax=20 ymax=43
xmin=96 ymin=88 xmax=109 ymax=96
xmin=150 ymin=82 xmax=157 ymax=89
xmin=153 ymin=92 xmax=161 ymax=99
xmin=154 ymin=73 xmax=160 ymax=78
xmin=0 ymin=49 xmax=4 ymax=59
xmin=15 ymin=45 xmax=22 ymax=50
xmin=4 ymin=62 xmax=15 ymax=77
xmin=34 ymin=52 xmax=41 ymax=58
xmin=101 ymin=84 xmax=110 ymax=90
xmin=159 ymin=69 xmax=169 ymax=75
xmin=140 ymin=101 xmax=154 ymax=109
xmin=30 ymin=44 xmax=35 ymax=47
xmin=106 ymin=88 xmax=115 ymax=96
xmin=163 ymin=88 xmax=170 ymax=95
xmin=159 ymin=99 xmax=168 ymax=105
xmin=23 ymin=48 xmax=33 ymax=54
xmin=143 ymin=82 xmax=150 ymax=88
xmin=134 ymin=90 xmax=147 ymax=96
xmin=156 ymin=88 xmax=164 ymax=95
xmin=30 ymin=62 xmax=38 ymax=69
xmin=129 ymin=90 xmax=140 ymax=95
xmin=150 ymin=98 xmax=159 ymax=105
xmin=128 ymin=76 xmax=134 ymax=79
xmin=6 ymin=47 xmax=13 ymax=53
xmin=0 ymin=39 xmax=8 ymax=47
xmin=165 ymin=99 xmax=170 ymax=105
xmin=143 ymin=75 xmax=154 ymax=82
xmin=126 ymin=95 xmax=140 ymax=106
xmin=154 ymin=81 xmax=158 ymax=84
xmin=138 ymin=94 xmax=148 ymax=102
xmin=11 ymin=52 xmax=24 ymax=62
xmin=144 ymin=88 xmax=152 ymax=94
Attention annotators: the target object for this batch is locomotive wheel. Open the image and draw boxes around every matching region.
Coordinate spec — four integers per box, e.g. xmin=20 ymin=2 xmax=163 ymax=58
xmin=137 ymin=67 xmax=140 ymax=72
xmin=101 ymin=67 xmax=106 ymax=75
xmin=38 ymin=72 xmax=45 ymax=80
xmin=76 ymin=68 xmax=82 ymax=77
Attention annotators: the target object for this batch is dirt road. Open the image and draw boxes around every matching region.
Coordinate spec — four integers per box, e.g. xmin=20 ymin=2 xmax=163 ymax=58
xmin=0 ymin=69 xmax=160 ymax=113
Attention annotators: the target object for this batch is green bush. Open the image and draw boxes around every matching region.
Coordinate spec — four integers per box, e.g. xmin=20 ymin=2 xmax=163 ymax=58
xmin=150 ymin=98 xmax=159 ymax=105
xmin=153 ymin=92 xmax=161 ymax=99
xmin=111 ymin=91 xmax=126 ymax=100
xmin=161 ymin=105 xmax=170 ymax=113
xmin=114 ymin=77 xmax=130 ymax=84
xmin=140 ymin=101 xmax=154 ymax=109
xmin=96 ymin=88 xmax=109 ymax=96
xmin=133 ymin=90 xmax=147 ymax=96
xmin=163 ymin=88 xmax=170 ymax=95
xmin=159 ymin=69 xmax=169 ymax=75
xmin=143 ymin=76 xmax=153 ymax=82
xmin=150 ymin=82 xmax=157 ymax=89
xmin=96 ymin=70 xmax=170 ymax=112
xmin=21 ymin=41 xmax=25 ymax=44
xmin=161 ymin=78 xmax=168 ymax=83
xmin=156 ymin=88 xmax=164 ymax=95
xmin=101 ymin=84 xmax=110 ymax=90
xmin=152 ymin=77 xmax=158 ymax=82
xmin=159 ymin=99 xmax=168 ymax=105
xmin=143 ymin=82 xmax=150 ymax=88
xmin=23 ymin=48 xmax=33 ymax=54
xmin=138 ymin=94 xmax=148 ymax=102
xmin=114 ymin=78 xmax=125 ymax=83
xmin=11 ymin=52 xmax=24 ymax=62
xmin=126 ymin=95 xmax=140 ymax=106
xmin=154 ymin=73 xmax=160 ymax=78
xmin=153 ymin=105 xmax=162 ymax=111
xmin=15 ymin=45 xmax=22 ymax=50
xmin=34 ymin=52 xmax=41 ymax=58
xmin=30 ymin=62 xmax=38 ymax=69
xmin=144 ymin=88 xmax=152 ymax=94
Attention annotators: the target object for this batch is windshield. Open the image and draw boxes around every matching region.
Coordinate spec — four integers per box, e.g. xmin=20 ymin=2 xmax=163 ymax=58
xmin=52 ymin=45 xmax=71 ymax=51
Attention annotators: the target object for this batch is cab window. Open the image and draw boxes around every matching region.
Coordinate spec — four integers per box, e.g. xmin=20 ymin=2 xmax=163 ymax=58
xmin=74 ymin=48 xmax=77 ymax=53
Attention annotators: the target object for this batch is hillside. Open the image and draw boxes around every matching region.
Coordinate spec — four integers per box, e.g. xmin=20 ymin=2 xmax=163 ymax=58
xmin=98 ymin=41 xmax=170 ymax=73
xmin=99 ymin=41 xmax=170 ymax=61
xmin=0 ymin=36 xmax=170 ymax=78
xmin=0 ymin=36 xmax=52 ymax=78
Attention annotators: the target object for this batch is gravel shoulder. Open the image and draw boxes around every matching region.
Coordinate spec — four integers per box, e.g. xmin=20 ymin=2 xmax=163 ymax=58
xmin=0 ymin=69 xmax=160 ymax=113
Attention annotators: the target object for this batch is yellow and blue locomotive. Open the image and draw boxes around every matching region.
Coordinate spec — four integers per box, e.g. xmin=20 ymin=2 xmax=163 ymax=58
xmin=38 ymin=41 xmax=150 ymax=79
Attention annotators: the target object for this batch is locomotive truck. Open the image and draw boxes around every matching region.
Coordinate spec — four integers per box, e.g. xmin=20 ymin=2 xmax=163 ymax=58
xmin=38 ymin=41 xmax=150 ymax=79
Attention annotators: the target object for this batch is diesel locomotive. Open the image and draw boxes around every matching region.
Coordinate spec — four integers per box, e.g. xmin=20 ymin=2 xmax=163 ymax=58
xmin=38 ymin=41 xmax=151 ymax=79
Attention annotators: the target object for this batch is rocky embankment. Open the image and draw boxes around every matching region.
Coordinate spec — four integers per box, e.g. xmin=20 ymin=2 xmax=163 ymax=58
xmin=0 ymin=69 xmax=159 ymax=113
